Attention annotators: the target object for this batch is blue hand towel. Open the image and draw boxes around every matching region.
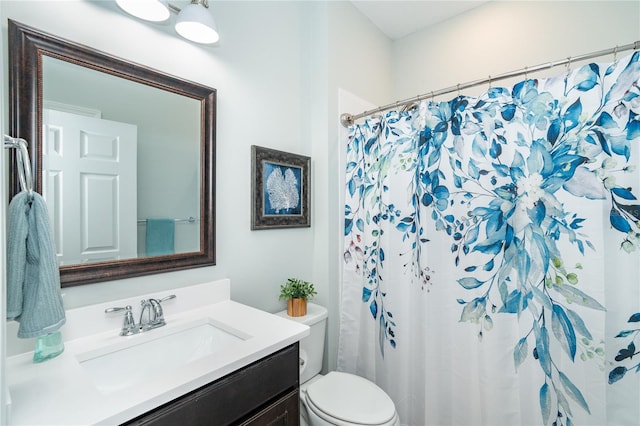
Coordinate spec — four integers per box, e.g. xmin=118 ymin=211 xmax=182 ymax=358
xmin=7 ymin=192 xmax=66 ymax=338
xmin=145 ymin=218 xmax=175 ymax=256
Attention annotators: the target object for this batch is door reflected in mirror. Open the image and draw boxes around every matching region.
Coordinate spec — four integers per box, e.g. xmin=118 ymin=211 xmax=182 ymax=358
xmin=42 ymin=56 xmax=201 ymax=265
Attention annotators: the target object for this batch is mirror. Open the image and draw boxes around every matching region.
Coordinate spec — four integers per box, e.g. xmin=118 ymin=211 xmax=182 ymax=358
xmin=8 ymin=20 xmax=216 ymax=287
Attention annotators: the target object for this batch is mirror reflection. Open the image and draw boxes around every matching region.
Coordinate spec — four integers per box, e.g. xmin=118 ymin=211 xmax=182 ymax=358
xmin=42 ymin=57 xmax=201 ymax=265
xmin=8 ymin=20 xmax=216 ymax=287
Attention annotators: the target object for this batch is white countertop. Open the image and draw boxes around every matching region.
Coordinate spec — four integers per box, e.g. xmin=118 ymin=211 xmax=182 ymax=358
xmin=5 ymin=279 xmax=309 ymax=425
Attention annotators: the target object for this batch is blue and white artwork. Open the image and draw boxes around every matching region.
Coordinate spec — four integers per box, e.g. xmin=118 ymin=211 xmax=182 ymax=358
xmin=263 ymin=162 xmax=302 ymax=215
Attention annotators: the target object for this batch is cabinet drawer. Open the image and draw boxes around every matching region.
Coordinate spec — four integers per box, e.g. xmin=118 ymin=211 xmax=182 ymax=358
xmin=240 ymin=389 xmax=299 ymax=426
xmin=124 ymin=343 xmax=299 ymax=426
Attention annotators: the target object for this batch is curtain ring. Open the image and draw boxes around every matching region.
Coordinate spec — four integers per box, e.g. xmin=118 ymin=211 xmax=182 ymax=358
xmin=566 ymin=57 xmax=572 ymax=76
xmin=488 ymin=75 xmax=492 ymax=89
xmin=457 ymin=83 xmax=461 ymax=97
xmin=524 ymin=66 xmax=528 ymax=81
xmin=613 ymin=45 xmax=619 ymax=64
xmin=430 ymin=91 xmax=434 ymax=102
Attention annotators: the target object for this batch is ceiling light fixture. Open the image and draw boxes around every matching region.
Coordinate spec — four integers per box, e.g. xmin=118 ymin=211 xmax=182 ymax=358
xmin=116 ymin=0 xmax=219 ymax=45
xmin=115 ymin=0 xmax=171 ymax=23
xmin=175 ymin=0 xmax=219 ymax=45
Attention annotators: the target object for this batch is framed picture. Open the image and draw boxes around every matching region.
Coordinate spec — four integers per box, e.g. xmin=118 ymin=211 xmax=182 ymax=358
xmin=251 ymin=145 xmax=311 ymax=230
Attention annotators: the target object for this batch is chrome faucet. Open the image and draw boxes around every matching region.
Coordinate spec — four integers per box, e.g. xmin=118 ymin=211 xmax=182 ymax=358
xmin=138 ymin=299 xmax=154 ymax=332
xmin=106 ymin=295 xmax=176 ymax=336
xmin=105 ymin=305 xmax=138 ymax=336
xmin=138 ymin=294 xmax=177 ymax=332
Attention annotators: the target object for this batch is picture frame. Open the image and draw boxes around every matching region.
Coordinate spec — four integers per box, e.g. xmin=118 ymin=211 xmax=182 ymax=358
xmin=251 ymin=145 xmax=311 ymax=230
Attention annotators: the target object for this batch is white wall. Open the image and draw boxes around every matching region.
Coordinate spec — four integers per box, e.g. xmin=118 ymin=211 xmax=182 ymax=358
xmin=392 ymin=1 xmax=640 ymax=101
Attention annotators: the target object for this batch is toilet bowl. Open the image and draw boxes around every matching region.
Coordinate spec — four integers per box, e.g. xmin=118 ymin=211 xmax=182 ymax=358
xmin=276 ymin=304 xmax=400 ymax=426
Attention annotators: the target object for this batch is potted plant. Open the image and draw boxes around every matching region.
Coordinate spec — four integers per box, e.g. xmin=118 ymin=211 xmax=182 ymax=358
xmin=279 ymin=278 xmax=317 ymax=317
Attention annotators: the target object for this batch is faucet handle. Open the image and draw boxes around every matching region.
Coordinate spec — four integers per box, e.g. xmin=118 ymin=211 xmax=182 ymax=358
xmin=159 ymin=294 xmax=176 ymax=303
xmin=105 ymin=305 xmax=134 ymax=316
xmin=105 ymin=305 xmax=138 ymax=336
xmin=149 ymin=294 xmax=176 ymax=327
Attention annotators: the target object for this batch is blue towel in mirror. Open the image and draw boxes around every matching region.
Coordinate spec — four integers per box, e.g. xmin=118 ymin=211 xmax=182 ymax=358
xmin=145 ymin=218 xmax=175 ymax=256
xmin=7 ymin=191 xmax=66 ymax=338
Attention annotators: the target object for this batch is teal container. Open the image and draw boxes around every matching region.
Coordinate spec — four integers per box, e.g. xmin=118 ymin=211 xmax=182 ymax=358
xmin=32 ymin=331 xmax=64 ymax=363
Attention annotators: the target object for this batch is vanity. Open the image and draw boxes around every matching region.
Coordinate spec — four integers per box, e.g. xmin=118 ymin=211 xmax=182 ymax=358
xmin=5 ymin=279 xmax=308 ymax=425
xmin=124 ymin=344 xmax=299 ymax=425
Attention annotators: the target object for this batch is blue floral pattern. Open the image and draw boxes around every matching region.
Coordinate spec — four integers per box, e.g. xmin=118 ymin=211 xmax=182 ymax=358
xmin=609 ymin=312 xmax=640 ymax=384
xmin=344 ymin=52 xmax=640 ymax=425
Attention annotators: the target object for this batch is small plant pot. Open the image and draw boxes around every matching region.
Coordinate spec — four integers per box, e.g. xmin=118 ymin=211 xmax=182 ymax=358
xmin=287 ymin=298 xmax=307 ymax=317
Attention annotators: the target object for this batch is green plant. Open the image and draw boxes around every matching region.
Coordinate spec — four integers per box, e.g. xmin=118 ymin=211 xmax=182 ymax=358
xmin=278 ymin=278 xmax=317 ymax=301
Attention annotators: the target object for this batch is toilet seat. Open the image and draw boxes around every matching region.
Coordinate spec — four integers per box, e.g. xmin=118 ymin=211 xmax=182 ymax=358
xmin=304 ymin=371 xmax=397 ymax=425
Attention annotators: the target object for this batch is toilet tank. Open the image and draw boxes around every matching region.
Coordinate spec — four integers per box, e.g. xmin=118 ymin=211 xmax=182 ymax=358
xmin=276 ymin=303 xmax=328 ymax=384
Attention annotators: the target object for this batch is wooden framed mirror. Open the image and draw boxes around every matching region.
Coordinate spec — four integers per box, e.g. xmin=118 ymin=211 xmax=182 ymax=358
xmin=8 ymin=20 xmax=216 ymax=287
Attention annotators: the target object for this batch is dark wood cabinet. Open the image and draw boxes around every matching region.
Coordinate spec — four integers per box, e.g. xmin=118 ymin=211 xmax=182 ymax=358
xmin=239 ymin=389 xmax=299 ymax=426
xmin=123 ymin=343 xmax=300 ymax=426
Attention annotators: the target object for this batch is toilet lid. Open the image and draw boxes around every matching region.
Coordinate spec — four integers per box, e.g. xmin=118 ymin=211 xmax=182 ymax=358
xmin=305 ymin=371 xmax=396 ymax=425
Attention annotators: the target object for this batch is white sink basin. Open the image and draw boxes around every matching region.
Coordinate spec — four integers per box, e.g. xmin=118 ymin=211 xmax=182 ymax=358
xmin=75 ymin=318 xmax=250 ymax=394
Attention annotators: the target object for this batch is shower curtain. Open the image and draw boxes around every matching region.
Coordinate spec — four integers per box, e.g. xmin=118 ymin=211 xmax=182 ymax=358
xmin=338 ymin=52 xmax=640 ymax=426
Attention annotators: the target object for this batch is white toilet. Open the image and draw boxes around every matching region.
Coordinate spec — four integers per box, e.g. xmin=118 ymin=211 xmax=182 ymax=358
xmin=277 ymin=303 xmax=400 ymax=426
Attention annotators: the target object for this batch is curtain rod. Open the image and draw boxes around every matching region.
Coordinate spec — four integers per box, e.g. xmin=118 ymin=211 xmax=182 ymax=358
xmin=340 ymin=40 xmax=640 ymax=128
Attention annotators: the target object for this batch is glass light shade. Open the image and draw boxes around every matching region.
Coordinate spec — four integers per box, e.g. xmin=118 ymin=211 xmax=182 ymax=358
xmin=175 ymin=3 xmax=220 ymax=44
xmin=116 ymin=0 xmax=170 ymax=22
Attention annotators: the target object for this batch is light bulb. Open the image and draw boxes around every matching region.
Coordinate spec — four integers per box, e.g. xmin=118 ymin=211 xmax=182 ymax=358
xmin=116 ymin=0 xmax=170 ymax=23
xmin=175 ymin=3 xmax=219 ymax=44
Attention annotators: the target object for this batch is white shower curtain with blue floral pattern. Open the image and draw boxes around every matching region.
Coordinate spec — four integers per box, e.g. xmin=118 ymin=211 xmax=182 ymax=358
xmin=339 ymin=52 xmax=640 ymax=426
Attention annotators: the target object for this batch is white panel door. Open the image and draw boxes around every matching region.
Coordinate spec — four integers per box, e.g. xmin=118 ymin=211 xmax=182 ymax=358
xmin=43 ymin=109 xmax=137 ymax=265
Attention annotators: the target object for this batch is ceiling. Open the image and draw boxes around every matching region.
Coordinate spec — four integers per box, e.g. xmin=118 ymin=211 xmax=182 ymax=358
xmin=351 ymin=1 xmax=490 ymax=40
